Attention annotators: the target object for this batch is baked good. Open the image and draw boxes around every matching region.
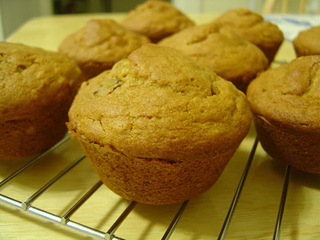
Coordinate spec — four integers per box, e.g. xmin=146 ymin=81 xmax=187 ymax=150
xmin=121 ymin=0 xmax=195 ymax=43
xmin=247 ymin=55 xmax=320 ymax=174
xmin=159 ymin=22 xmax=268 ymax=92
xmin=214 ymin=8 xmax=284 ymax=63
xmin=293 ymin=26 xmax=320 ymax=57
xmin=67 ymin=43 xmax=252 ymax=205
xmin=0 ymin=42 xmax=84 ymax=160
xmin=58 ymin=19 xmax=150 ymax=80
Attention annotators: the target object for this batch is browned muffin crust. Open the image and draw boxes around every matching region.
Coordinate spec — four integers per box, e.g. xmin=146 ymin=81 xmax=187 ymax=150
xmin=247 ymin=55 xmax=320 ymax=173
xmin=59 ymin=19 xmax=150 ymax=80
xmin=121 ymin=0 xmax=195 ymax=42
xmin=293 ymin=26 xmax=320 ymax=57
xmin=214 ymin=8 xmax=284 ymax=63
xmin=0 ymin=42 xmax=84 ymax=160
xmin=159 ymin=22 xmax=268 ymax=92
xmin=68 ymin=44 xmax=252 ymax=204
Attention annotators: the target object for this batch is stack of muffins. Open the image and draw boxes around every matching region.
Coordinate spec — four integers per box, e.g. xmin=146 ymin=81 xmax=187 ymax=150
xmin=64 ymin=1 xmax=281 ymax=204
xmin=2 ymin=0 xmax=318 ymax=205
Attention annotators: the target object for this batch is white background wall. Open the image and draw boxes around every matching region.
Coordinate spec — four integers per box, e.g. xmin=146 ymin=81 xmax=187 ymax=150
xmin=172 ymin=0 xmax=262 ymax=13
xmin=0 ymin=0 xmax=52 ymax=40
xmin=173 ymin=0 xmax=319 ymax=13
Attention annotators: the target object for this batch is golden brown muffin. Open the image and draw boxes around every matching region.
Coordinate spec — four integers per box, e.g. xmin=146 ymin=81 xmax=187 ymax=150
xmin=121 ymin=0 xmax=195 ymax=43
xmin=247 ymin=55 xmax=320 ymax=174
xmin=293 ymin=26 xmax=320 ymax=57
xmin=214 ymin=8 xmax=284 ymax=63
xmin=67 ymin=44 xmax=252 ymax=205
xmin=159 ymin=22 xmax=269 ymax=92
xmin=0 ymin=42 xmax=84 ymax=160
xmin=58 ymin=19 xmax=150 ymax=80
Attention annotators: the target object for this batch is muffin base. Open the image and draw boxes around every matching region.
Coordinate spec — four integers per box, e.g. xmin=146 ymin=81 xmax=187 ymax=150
xmin=79 ymin=140 xmax=238 ymax=205
xmin=254 ymin=115 xmax=320 ymax=174
xmin=0 ymin=103 xmax=70 ymax=160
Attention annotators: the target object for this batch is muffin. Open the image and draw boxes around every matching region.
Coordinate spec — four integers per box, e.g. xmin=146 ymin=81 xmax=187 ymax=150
xmin=58 ymin=19 xmax=150 ymax=80
xmin=0 ymin=42 xmax=84 ymax=160
xmin=214 ymin=8 xmax=284 ymax=63
xmin=67 ymin=44 xmax=252 ymax=205
xmin=159 ymin=22 xmax=269 ymax=92
xmin=247 ymin=55 xmax=320 ymax=174
xmin=293 ymin=26 xmax=320 ymax=57
xmin=121 ymin=0 xmax=195 ymax=43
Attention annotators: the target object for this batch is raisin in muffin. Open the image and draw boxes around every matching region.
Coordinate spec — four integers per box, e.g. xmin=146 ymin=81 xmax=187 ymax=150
xmin=0 ymin=42 xmax=84 ymax=160
xmin=214 ymin=8 xmax=284 ymax=63
xmin=121 ymin=0 xmax=195 ymax=43
xmin=159 ymin=22 xmax=268 ymax=92
xmin=59 ymin=19 xmax=150 ymax=80
xmin=247 ymin=55 xmax=320 ymax=174
xmin=67 ymin=44 xmax=252 ymax=205
xmin=293 ymin=25 xmax=320 ymax=57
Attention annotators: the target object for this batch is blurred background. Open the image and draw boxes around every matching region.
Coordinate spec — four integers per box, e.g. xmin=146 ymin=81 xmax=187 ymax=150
xmin=0 ymin=0 xmax=319 ymax=41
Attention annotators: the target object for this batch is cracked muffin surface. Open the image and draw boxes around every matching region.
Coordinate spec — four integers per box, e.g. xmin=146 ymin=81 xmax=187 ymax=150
xmin=68 ymin=44 xmax=252 ymax=204
xmin=159 ymin=22 xmax=268 ymax=92
xmin=59 ymin=19 xmax=150 ymax=80
xmin=121 ymin=0 xmax=195 ymax=42
xmin=247 ymin=55 xmax=320 ymax=132
xmin=214 ymin=8 xmax=284 ymax=63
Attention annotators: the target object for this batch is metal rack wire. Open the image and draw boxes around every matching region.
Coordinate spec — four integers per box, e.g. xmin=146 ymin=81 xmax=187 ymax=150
xmin=0 ymin=134 xmax=291 ymax=240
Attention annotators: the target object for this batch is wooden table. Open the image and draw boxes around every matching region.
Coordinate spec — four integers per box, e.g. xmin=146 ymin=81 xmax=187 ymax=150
xmin=0 ymin=13 xmax=319 ymax=240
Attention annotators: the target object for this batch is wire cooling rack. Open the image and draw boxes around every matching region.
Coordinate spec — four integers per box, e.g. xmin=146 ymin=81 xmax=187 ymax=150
xmin=0 ymin=134 xmax=294 ymax=240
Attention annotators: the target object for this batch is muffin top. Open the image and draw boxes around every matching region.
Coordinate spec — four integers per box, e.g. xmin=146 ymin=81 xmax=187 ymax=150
xmin=0 ymin=42 xmax=83 ymax=119
xmin=121 ymin=0 xmax=195 ymax=42
xmin=247 ymin=55 xmax=320 ymax=133
xmin=214 ymin=8 xmax=284 ymax=62
xmin=68 ymin=44 xmax=251 ymax=160
xmin=58 ymin=19 xmax=150 ymax=70
xmin=215 ymin=8 xmax=284 ymax=48
xmin=159 ymin=22 xmax=268 ymax=91
xmin=293 ymin=26 xmax=320 ymax=56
